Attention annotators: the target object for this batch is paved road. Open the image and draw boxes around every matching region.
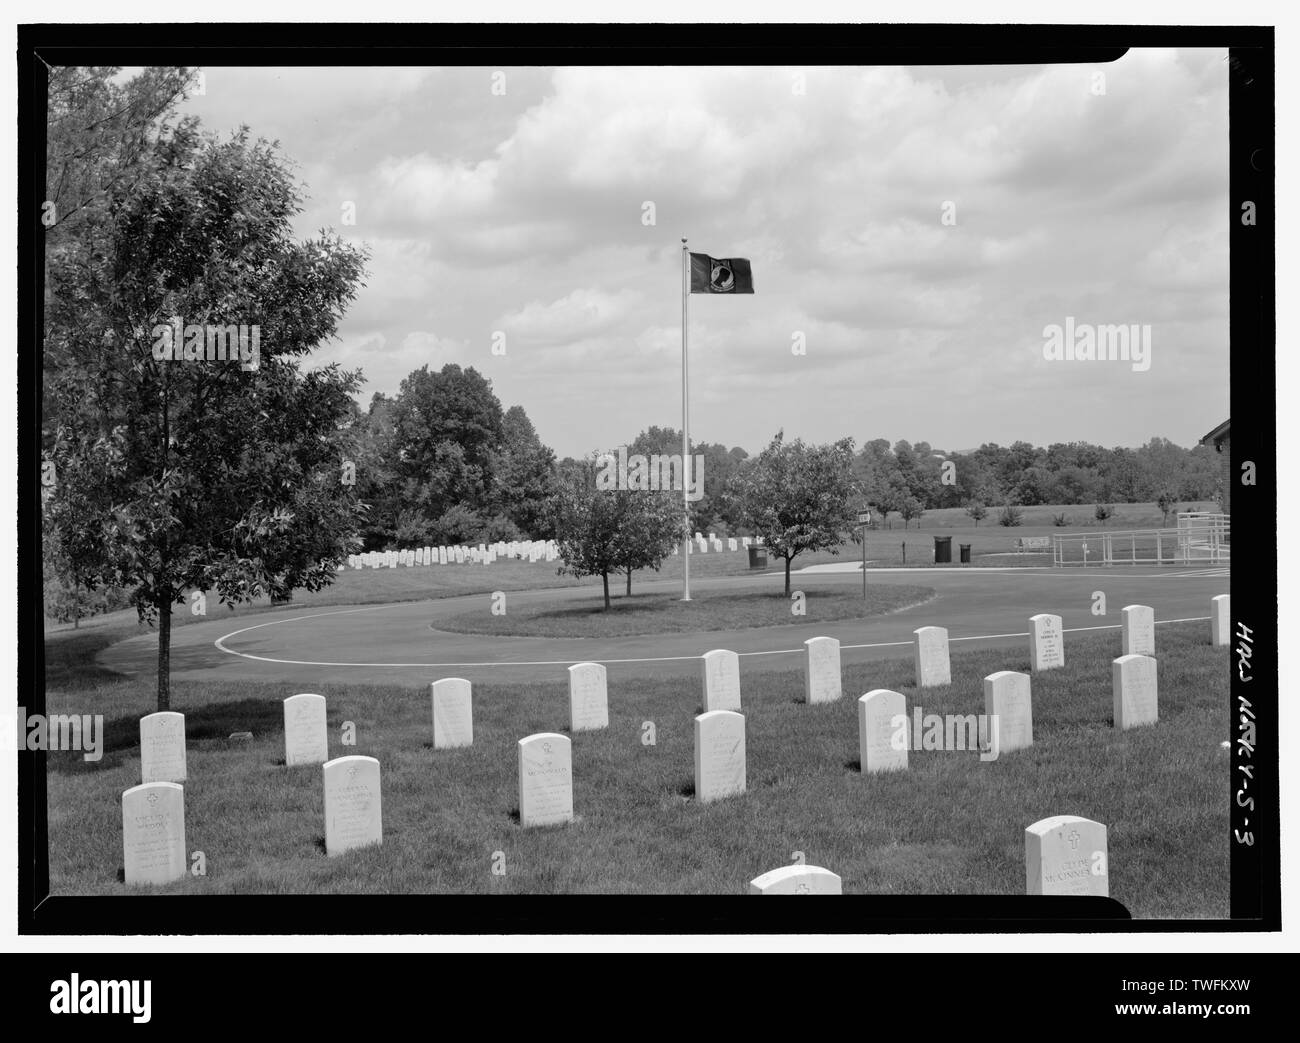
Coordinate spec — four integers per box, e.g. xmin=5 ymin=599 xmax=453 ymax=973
xmin=96 ymin=565 xmax=1229 ymax=689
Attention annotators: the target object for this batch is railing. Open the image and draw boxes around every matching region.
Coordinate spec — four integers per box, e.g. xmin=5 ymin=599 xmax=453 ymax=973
xmin=1052 ymin=520 xmax=1231 ymax=566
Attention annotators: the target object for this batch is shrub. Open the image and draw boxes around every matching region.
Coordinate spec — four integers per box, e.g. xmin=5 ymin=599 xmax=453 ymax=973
xmin=997 ymin=505 xmax=1023 ymax=527
xmin=1052 ymin=512 xmax=1071 ymax=527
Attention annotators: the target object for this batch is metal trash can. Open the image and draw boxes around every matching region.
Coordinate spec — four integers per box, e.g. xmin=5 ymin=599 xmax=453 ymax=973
xmin=959 ymin=543 xmax=971 ymax=564
xmin=747 ymin=546 xmax=768 ymax=568
xmin=933 ymin=536 xmax=952 ymax=563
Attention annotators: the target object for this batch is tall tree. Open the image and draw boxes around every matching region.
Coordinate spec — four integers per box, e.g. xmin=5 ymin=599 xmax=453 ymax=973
xmin=727 ymin=432 xmax=859 ymax=594
xmin=45 ymin=121 xmax=369 ymax=710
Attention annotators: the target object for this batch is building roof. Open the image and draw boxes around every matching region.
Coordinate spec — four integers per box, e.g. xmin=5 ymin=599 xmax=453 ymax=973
xmin=1200 ymin=419 xmax=1230 ymax=445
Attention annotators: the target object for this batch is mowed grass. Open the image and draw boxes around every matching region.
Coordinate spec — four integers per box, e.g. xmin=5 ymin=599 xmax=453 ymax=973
xmin=436 ymin=585 xmax=935 ymax=637
xmin=45 ymin=621 xmax=1228 ymax=913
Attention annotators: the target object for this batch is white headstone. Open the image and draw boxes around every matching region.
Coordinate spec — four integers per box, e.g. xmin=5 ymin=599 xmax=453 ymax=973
xmin=139 ymin=711 xmax=187 ymax=784
xmin=803 ymin=636 xmax=842 ymax=704
xmin=1211 ymin=594 xmax=1230 ymax=646
xmin=1112 ymin=654 xmax=1158 ymax=730
xmin=694 ymin=710 xmax=746 ymax=803
xmin=913 ymin=626 xmax=951 ymax=687
xmin=1029 ymin=613 xmax=1065 ymax=672
xmin=983 ymin=671 xmax=1033 ymax=756
xmin=749 ymin=865 xmax=842 ymax=894
xmin=431 ymin=678 xmax=473 ymax=749
xmin=568 ymin=662 xmax=609 ymax=732
xmin=1025 ymin=815 xmax=1108 ymax=896
xmin=1121 ymin=604 xmax=1155 ymax=656
xmin=283 ymin=693 xmax=328 ymax=767
xmin=122 ymin=781 xmax=187 ymax=886
xmin=323 ymin=755 xmax=382 ymax=856
xmin=701 ymin=649 xmax=742 ymax=712
xmin=728 ymin=537 xmax=738 ymax=552
xmin=439 ymin=547 xmax=447 ymax=564
xmin=742 ymin=537 xmax=751 ymax=547
xmin=858 ymin=689 xmax=907 ymax=773
xmin=517 ymin=733 xmax=573 ymax=827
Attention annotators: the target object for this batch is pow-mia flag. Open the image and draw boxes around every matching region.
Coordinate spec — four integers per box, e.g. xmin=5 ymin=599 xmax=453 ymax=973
xmin=689 ymin=253 xmax=754 ymax=294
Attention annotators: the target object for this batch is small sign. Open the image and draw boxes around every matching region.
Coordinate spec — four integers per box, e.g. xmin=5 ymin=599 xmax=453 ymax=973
xmin=857 ymin=511 xmax=872 ymax=525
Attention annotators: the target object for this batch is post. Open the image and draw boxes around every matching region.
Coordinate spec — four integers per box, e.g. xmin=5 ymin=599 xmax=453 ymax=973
xmin=861 ymin=524 xmax=867 ymax=600
xmin=681 ymin=237 xmax=691 ymax=601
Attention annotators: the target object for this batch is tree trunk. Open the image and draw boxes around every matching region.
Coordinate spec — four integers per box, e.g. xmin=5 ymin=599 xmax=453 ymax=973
xmin=157 ymin=592 xmax=171 ymax=712
xmin=784 ymin=555 xmax=792 ymax=596
xmin=626 ymin=567 xmax=632 ymax=596
xmin=72 ymin=579 xmax=79 ymax=629
xmin=602 ymin=572 xmax=610 ymax=610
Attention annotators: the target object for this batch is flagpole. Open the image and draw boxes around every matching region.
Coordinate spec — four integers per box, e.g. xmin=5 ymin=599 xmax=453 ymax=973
xmin=681 ymin=237 xmax=691 ymax=602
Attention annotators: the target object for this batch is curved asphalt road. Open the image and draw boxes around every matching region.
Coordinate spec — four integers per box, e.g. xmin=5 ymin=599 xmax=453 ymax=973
xmin=96 ymin=565 xmax=1229 ymax=689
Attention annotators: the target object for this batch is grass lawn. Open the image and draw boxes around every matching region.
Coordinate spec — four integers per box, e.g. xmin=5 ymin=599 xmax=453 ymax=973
xmin=435 ymin=584 xmax=935 ymax=637
xmin=46 ymin=620 xmax=1228 ymax=913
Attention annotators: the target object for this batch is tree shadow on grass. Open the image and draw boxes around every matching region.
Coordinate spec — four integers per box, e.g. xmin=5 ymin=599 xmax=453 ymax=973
xmin=47 ymin=698 xmax=286 ymax=776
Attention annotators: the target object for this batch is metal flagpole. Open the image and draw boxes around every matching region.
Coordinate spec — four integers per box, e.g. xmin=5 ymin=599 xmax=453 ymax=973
xmin=681 ymin=238 xmax=691 ymax=601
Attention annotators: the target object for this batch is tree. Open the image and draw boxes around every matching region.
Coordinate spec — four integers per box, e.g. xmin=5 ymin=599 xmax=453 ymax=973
xmin=549 ymin=458 xmax=626 ymax=610
xmin=1094 ymin=503 xmax=1114 ymax=526
xmin=965 ymin=501 xmax=988 ymax=526
xmin=486 ymin=405 xmax=559 ymax=539
xmin=44 ymin=120 xmax=369 ymax=711
xmin=1156 ymin=489 xmax=1180 ymax=527
xmin=727 ymin=432 xmax=858 ymax=595
xmin=899 ymin=496 xmax=924 ymax=529
xmin=613 ymin=490 xmax=684 ymax=596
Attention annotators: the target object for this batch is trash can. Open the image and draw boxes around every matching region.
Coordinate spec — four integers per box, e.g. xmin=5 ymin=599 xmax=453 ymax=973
xmin=747 ymin=546 xmax=768 ymax=568
xmin=933 ymin=536 xmax=952 ymax=564
xmin=959 ymin=543 xmax=971 ymax=564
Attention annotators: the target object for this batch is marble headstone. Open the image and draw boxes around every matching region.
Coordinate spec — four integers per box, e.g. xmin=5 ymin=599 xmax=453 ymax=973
xmin=1211 ymin=594 xmax=1230 ymax=646
xmin=983 ymin=671 xmax=1033 ymax=755
xmin=517 ymin=733 xmax=573 ymax=827
xmin=701 ymin=648 xmax=742 ymax=712
xmin=568 ymin=662 xmax=609 ymax=732
xmin=694 ymin=710 xmax=746 ymax=803
xmin=1029 ymin=613 xmax=1065 ymax=672
xmin=749 ymin=865 xmax=842 ymax=894
xmin=913 ymin=626 xmax=951 ymax=687
xmin=858 ymin=689 xmax=908 ymax=773
xmin=1025 ymin=815 xmax=1108 ymax=897
xmin=1112 ymin=654 xmax=1158 ymax=730
xmin=1121 ymin=604 xmax=1156 ymax=656
xmin=122 ymin=781 xmax=187 ymax=886
xmin=283 ymin=693 xmax=328 ymax=767
xmin=139 ymin=711 xmax=187 ymax=784
xmin=323 ymin=755 xmax=383 ymax=856
xmin=803 ymin=636 xmax=842 ymax=704
xmin=431 ymin=677 xmax=473 ymax=749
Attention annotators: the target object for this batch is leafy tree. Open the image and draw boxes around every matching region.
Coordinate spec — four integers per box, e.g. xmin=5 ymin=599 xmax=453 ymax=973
xmin=486 ymin=405 xmax=559 ymax=539
xmin=549 ymin=458 xmax=627 ymax=610
xmin=899 ymin=496 xmax=924 ymax=529
xmin=1094 ymin=503 xmax=1114 ymax=527
xmin=727 ymin=432 xmax=858 ymax=595
xmin=44 ymin=121 xmax=369 ymax=711
xmin=965 ymin=501 xmax=988 ymax=526
xmin=1156 ymin=489 xmax=1180 ymax=527
xmin=614 ymin=490 xmax=684 ymax=596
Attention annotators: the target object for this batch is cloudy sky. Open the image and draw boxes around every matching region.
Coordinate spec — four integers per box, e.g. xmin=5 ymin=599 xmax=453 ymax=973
xmin=179 ymin=50 xmax=1229 ymax=458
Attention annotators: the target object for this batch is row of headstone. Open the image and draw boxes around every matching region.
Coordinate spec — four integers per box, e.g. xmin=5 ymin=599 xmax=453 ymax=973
xmin=344 ymin=539 xmax=560 ymax=570
xmin=747 ymin=814 xmax=1112 ymax=896
xmin=909 ymin=605 xmax=1165 ymax=688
